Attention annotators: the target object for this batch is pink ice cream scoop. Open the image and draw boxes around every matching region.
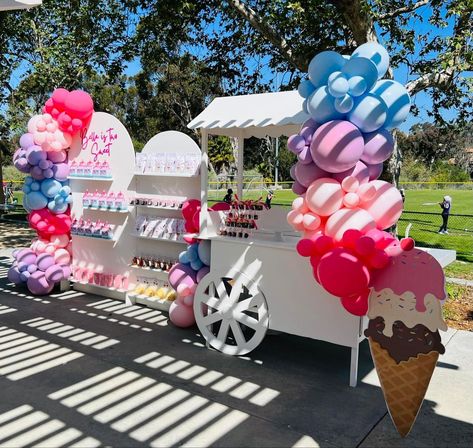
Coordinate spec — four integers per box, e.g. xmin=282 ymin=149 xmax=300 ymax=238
xmin=372 ymin=246 xmax=446 ymax=312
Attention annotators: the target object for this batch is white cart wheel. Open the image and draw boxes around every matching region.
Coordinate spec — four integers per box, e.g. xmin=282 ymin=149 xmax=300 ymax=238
xmin=193 ymin=270 xmax=269 ymax=356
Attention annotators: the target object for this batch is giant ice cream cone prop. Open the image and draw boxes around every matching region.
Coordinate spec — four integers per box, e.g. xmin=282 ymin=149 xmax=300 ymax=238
xmin=287 ymin=42 xmax=448 ymax=436
xmin=365 ymin=246 xmax=447 ymax=436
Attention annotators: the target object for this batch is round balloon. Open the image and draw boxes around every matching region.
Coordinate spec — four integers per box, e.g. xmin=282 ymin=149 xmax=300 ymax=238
xmin=366 ymin=162 xmax=383 ymax=180
xmin=308 ymin=51 xmax=346 ymax=88
xmin=370 ymin=80 xmax=411 ymax=129
xmin=348 ymin=94 xmax=387 ymax=133
xmin=351 ymin=42 xmax=390 ymax=79
xmin=298 ymin=79 xmax=316 ymax=98
xmin=307 ymin=87 xmax=343 ymax=124
xmin=27 ymin=271 xmax=54 ymax=295
xmin=332 ymin=160 xmax=370 ymax=185
xmin=169 ymin=298 xmax=195 ymax=328
xmin=310 ymin=120 xmax=364 ymax=173
xmin=305 ymin=178 xmax=344 ymax=216
xmin=294 ymin=161 xmax=330 ymax=188
xmin=362 ymin=129 xmax=395 ymax=165
xmin=325 ymin=208 xmax=376 ymax=241
xmin=360 ymin=180 xmax=403 ymax=230
xmin=341 ymin=57 xmax=378 ymax=92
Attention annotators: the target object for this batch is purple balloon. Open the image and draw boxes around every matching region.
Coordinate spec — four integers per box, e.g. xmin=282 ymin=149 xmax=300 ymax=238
xmin=52 ymin=163 xmax=70 ymax=181
xmin=19 ymin=133 xmax=35 ymax=150
xmin=27 ymin=271 xmax=54 ymax=295
xmin=44 ymin=168 xmax=54 ymax=179
xmin=332 ymin=160 xmax=370 ymax=184
xmin=290 ymin=164 xmax=297 ymax=180
xmin=366 ymin=162 xmax=384 ymax=180
xmin=292 ymin=180 xmax=307 ymax=195
xmin=16 ymin=249 xmax=37 ymax=266
xmin=48 ymin=150 xmax=67 ymax=163
xmin=301 ymin=118 xmax=319 ymax=129
xmin=27 ymin=264 xmax=38 ymax=274
xmin=45 ymin=264 xmax=65 ymax=283
xmin=38 ymin=159 xmax=50 ymax=170
xmin=20 ymin=271 xmax=31 ymax=282
xmin=7 ymin=266 xmax=22 ymax=284
xmin=196 ymin=266 xmax=210 ymax=283
xmin=30 ymin=166 xmax=45 ymax=180
xmin=168 ymin=263 xmax=197 ymax=290
xmin=62 ymin=265 xmax=72 ymax=279
xmin=15 ymin=158 xmax=31 ymax=174
xmin=26 ymin=145 xmax=47 ymax=165
xmin=362 ymin=129 xmax=395 ymax=165
xmin=287 ymin=134 xmax=306 ymax=154
xmin=294 ymin=161 xmax=330 ymax=188
xmin=36 ymin=253 xmax=55 ymax=271
xmin=297 ymin=146 xmax=313 ymax=165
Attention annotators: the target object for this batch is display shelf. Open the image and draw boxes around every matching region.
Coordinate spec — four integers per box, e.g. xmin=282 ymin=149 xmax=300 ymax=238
xmin=83 ymin=207 xmax=129 ymax=213
xmin=133 ymin=171 xmax=199 ymax=178
xmin=131 ymin=233 xmax=186 ymax=244
xmin=127 ymin=293 xmax=172 ymax=312
xmin=129 ymin=265 xmax=170 ymax=281
xmin=134 ymin=204 xmax=183 ymax=212
xmin=68 ymin=175 xmax=113 ymax=181
xmin=71 ymin=234 xmax=116 ymax=242
xmin=72 ymin=281 xmax=127 ymax=301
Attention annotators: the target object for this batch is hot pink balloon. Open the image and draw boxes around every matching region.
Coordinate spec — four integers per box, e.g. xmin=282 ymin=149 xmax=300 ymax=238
xmin=305 ymin=178 xmax=344 ymax=216
xmin=310 ymin=120 xmax=364 ymax=173
xmin=360 ymin=180 xmax=403 ymax=230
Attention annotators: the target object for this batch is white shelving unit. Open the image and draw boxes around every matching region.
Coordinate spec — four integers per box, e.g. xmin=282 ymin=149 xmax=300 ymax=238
xmin=68 ymin=176 xmax=113 ymax=181
xmin=131 ymin=233 xmax=187 ymax=244
xmin=133 ymin=172 xmax=198 ymax=178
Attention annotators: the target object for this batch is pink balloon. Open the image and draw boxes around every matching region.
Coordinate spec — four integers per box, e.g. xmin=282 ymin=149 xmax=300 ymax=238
xmin=292 ymin=196 xmax=308 ymax=213
xmin=333 ymin=161 xmax=370 ymax=184
xmin=54 ymin=248 xmax=71 ymax=266
xmin=362 ymin=129 xmax=394 ymax=164
xmin=168 ymin=263 xmax=197 ymax=290
xmin=366 ymin=162 xmax=383 ymax=180
xmin=305 ymin=178 xmax=344 ymax=216
xmin=169 ymin=297 xmax=195 ymax=328
xmin=310 ymin=120 xmax=364 ymax=173
xmin=357 ymin=183 xmax=377 ymax=201
xmin=177 ymin=283 xmax=192 ymax=297
xmin=296 ymin=239 xmax=315 ymax=257
xmin=294 ymin=161 xmax=330 ymax=188
xmin=303 ymin=212 xmax=321 ymax=230
xmin=343 ymin=192 xmax=360 ymax=208
xmin=360 ymin=180 xmax=403 ymax=230
xmin=64 ymin=90 xmax=94 ymax=120
xmin=317 ymin=248 xmax=370 ymax=297
xmin=340 ymin=290 xmax=369 ymax=316
xmin=50 ymin=234 xmax=69 ymax=248
xmin=287 ymin=209 xmax=304 ymax=229
xmin=325 ymin=208 xmax=376 ymax=241
xmin=45 ymin=264 xmax=65 ymax=283
xmin=341 ymin=176 xmax=359 ymax=193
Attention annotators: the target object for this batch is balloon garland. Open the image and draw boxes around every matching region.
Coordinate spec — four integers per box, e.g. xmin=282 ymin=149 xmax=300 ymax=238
xmin=8 ymin=89 xmax=94 ymax=295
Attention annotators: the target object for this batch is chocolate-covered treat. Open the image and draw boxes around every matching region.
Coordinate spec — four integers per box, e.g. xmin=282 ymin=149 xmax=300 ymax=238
xmin=365 ymin=317 xmax=445 ymax=364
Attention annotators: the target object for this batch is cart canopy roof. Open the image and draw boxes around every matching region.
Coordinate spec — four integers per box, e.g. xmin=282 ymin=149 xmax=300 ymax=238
xmin=188 ymin=91 xmax=309 ymax=138
xmin=0 ymin=0 xmax=42 ymax=10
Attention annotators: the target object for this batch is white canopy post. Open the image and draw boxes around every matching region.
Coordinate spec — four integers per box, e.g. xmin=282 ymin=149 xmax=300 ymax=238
xmin=236 ymin=132 xmax=244 ymax=198
xmin=200 ymin=129 xmax=209 ymax=237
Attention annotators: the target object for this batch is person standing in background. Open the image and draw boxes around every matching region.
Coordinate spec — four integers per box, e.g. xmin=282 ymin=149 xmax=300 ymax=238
xmin=438 ymin=195 xmax=452 ymax=234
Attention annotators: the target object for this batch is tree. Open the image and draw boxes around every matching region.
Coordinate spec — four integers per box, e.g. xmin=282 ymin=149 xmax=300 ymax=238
xmin=133 ymin=0 xmax=472 ymax=184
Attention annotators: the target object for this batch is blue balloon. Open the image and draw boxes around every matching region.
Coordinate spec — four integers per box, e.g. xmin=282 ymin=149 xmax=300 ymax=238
xmin=187 ymin=244 xmax=199 ymax=262
xmin=348 ymin=76 xmax=367 ymax=97
xmin=348 ymin=94 xmax=387 ymax=133
xmin=31 ymin=181 xmax=40 ymax=192
xmin=179 ymin=251 xmax=190 ymax=264
xmin=308 ymin=51 xmax=346 ymax=88
xmin=334 ymin=94 xmax=354 ymax=114
xmin=26 ymin=191 xmax=48 ymax=210
xmin=24 ymin=176 xmax=33 ymax=186
xmin=302 ymin=99 xmax=309 ymax=114
xmin=22 ymin=195 xmax=31 ymax=212
xmin=351 ymin=43 xmax=390 ymax=79
xmin=65 ymin=196 xmax=73 ymax=204
xmin=41 ymin=178 xmax=62 ymax=198
xmin=197 ymin=240 xmax=211 ymax=266
xmin=298 ymin=79 xmax=316 ymax=98
xmin=48 ymin=201 xmax=68 ymax=214
xmin=327 ymin=72 xmax=349 ymax=98
xmin=23 ymin=184 xmax=31 ymax=194
xmin=370 ymin=80 xmax=411 ymax=129
xmin=20 ymin=271 xmax=31 ymax=282
xmin=342 ymin=57 xmax=378 ymax=92
xmin=190 ymin=259 xmax=204 ymax=271
xmin=307 ymin=86 xmax=344 ymax=124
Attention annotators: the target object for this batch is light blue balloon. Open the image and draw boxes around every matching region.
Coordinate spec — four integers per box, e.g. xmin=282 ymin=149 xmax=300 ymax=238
xmin=31 ymin=181 xmax=40 ymax=192
xmin=370 ymin=80 xmax=411 ymax=129
xmin=24 ymin=176 xmax=34 ymax=186
xmin=22 ymin=195 xmax=31 ymax=212
xmin=348 ymin=76 xmax=367 ymax=97
xmin=351 ymin=43 xmax=390 ymax=79
xmin=179 ymin=251 xmax=190 ymax=264
xmin=307 ymin=86 xmax=344 ymax=124
xmin=190 ymin=259 xmax=204 ymax=271
xmin=26 ymin=191 xmax=48 ymax=210
xmin=334 ymin=94 xmax=354 ymax=114
xmin=302 ymin=99 xmax=309 ymax=114
xmin=55 ymin=196 xmax=65 ymax=205
xmin=197 ymin=240 xmax=211 ymax=266
xmin=65 ymin=196 xmax=73 ymax=204
xmin=23 ymin=184 xmax=31 ymax=194
xmin=48 ymin=201 xmax=68 ymax=214
xmin=342 ymin=57 xmax=378 ymax=92
xmin=348 ymin=94 xmax=387 ymax=133
xmin=40 ymin=178 xmax=62 ymax=198
xmin=59 ymin=186 xmax=71 ymax=197
xmin=298 ymin=79 xmax=316 ymax=98
xmin=308 ymin=51 xmax=346 ymax=87
xmin=187 ymin=244 xmax=199 ymax=262
xmin=327 ymin=72 xmax=349 ymax=98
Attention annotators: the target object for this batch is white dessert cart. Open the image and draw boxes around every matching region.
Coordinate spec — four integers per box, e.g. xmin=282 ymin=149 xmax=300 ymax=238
xmin=188 ymin=91 xmax=367 ymax=387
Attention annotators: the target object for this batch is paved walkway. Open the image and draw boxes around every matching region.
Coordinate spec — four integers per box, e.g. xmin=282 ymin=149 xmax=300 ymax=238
xmin=0 ymin=253 xmax=472 ymax=446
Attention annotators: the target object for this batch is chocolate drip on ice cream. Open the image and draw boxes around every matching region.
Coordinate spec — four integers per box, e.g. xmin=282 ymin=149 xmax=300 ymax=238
xmin=365 ymin=317 xmax=445 ymax=364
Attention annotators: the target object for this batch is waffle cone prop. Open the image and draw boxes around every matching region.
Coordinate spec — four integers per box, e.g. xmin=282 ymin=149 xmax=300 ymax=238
xmin=366 ymin=247 xmax=447 ymax=437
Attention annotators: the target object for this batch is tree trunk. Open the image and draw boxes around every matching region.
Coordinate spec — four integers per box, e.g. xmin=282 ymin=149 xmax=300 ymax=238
xmin=388 ymin=130 xmax=402 ymax=188
xmin=0 ymin=153 xmax=5 ymax=204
